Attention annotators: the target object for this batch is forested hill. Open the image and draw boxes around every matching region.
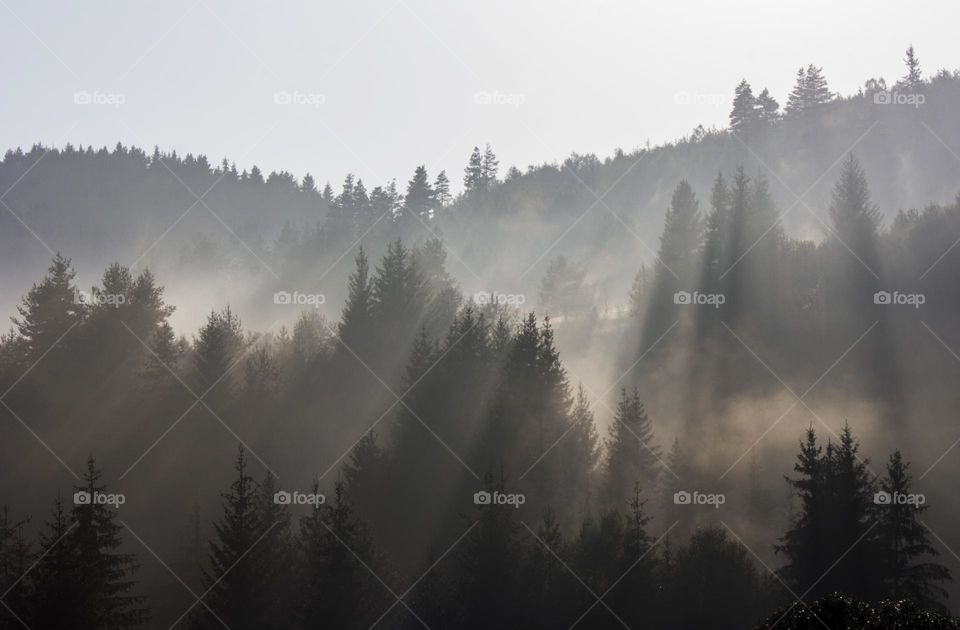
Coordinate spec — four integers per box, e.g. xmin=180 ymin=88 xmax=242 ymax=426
xmin=2 ymin=59 xmax=959 ymax=327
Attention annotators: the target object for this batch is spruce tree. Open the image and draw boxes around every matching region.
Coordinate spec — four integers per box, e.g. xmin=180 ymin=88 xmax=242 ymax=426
xmin=901 ymin=45 xmax=922 ymax=91
xmin=481 ymin=144 xmax=499 ymax=189
xmin=193 ymin=306 xmax=243 ymax=395
xmin=0 ymin=506 xmax=30 ymax=630
xmin=433 ymin=170 xmax=451 ymax=208
xmin=28 ymin=494 xmax=83 ymax=630
xmin=875 ymin=450 xmax=950 ymax=609
xmin=404 ymin=165 xmax=435 ymax=221
xmin=756 ymin=88 xmax=780 ymax=124
xmin=338 ymin=247 xmax=374 ymax=358
xmin=729 ymin=79 xmax=758 ymax=132
xmin=785 ymin=67 xmax=807 ymax=115
xmin=72 ymin=456 xmax=149 ymax=628
xmin=601 ymin=388 xmax=660 ymax=509
xmin=298 ymin=481 xmax=386 ymax=628
xmin=463 ymin=147 xmax=484 ymax=195
xmin=803 ymin=64 xmax=832 ymax=107
xmin=13 ymin=254 xmax=83 ymax=359
xmin=193 ymin=447 xmax=269 ymax=630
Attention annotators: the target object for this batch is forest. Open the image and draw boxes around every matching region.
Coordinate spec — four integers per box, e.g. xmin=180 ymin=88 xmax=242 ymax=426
xmin=2 ymin=46 xmax=960 ymax=629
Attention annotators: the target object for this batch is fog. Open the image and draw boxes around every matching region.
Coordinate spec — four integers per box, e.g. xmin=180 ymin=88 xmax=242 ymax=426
xmin=2 ymin=8 xmax=960 ymax=630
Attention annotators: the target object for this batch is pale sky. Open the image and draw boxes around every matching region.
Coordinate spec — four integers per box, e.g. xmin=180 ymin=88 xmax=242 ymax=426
xmin=1 ymin=0 xmax=956 ymax=191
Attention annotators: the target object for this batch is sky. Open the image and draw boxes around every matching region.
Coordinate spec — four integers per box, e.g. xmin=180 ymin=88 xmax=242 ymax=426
xmin=1 ymin=0 xmax=957 ymax=192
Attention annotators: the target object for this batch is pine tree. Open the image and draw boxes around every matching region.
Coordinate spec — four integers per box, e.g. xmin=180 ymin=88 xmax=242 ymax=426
xmin=777 ymin=426 xmax=880 ymax=601
xmin=729 ymin=79 xmax=758 ymax=132
xmin=463 ymin=146 xmax=484 ymax=195
xmin=803 ymin=65 xmax=832 ymax=107
xmin=13 ymin=254 xmax=83 ymax=359
xmin=601 ymin=388 xmax=660 ymax=509
xmin=455 ymin=469 xmax=520 ymax=629
xmin=338 ymin=247 xmax=374 ymax=358
xmin=481 ymin=144 xmax=499 ymax=189
xmin=28 ymin=494 xmax=83 ymax=630
xmin=193 ymin=447 xmax=269 ymax=630
xmin=828 ymin=154 xmax=880 ymax=258
xmin=193 ymin=306 xmax=244 ymax=395
xmin=0 ymin=506 xmax=30 ymax=630
xmin=756 ymin=88 xmax=780 ymax=124
xmin=254 ymin=473 xmax=295 ymax=630
xmin=71 ymin=456 xmax=148 ymax=629
xmin=298 ymin=481 xmax=386 ymax=628
xmin=901 ymin=45 xmax=922 ymax=91
xmin=875 ymin=450 xmax=950 ymax=609
xmin=433 ymin=170 xmax=451 ymax=208
xmin=404 ymin=165 xmax=435 ymax=221
xmin=785 ymin=67 xmax=807 ymax=115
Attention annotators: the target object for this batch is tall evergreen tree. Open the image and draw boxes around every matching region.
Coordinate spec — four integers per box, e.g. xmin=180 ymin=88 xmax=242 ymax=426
xmin=433 ymin=170 xmax=451 ymax=208
xmin=481 ymin=144 xmax=499 ymax=189
xmin=875 ymin=450 xmax=950 ymax=609
xmin=71 ymin=456 xmax=149 ymax=629
xmin=463 ymin=146 xmax=484 ymax=195
xmin=729 ymin=79 xmax=758 ymax=132
xmin=192 ymin=447 xmax=269 ymax=630
xmin=901 ymin=45 xmax=922 ymax=91
xmin=13 ymin=254 xmax=83 ymax=359
xmin=601 ymin=388 xmax=660 ymax=509
xmin=404 ymin=165 xmax=435 ymax=221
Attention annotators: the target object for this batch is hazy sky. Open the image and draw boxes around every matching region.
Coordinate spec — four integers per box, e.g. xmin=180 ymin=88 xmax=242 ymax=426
xmin=2 ymin=0 xmax=956 ymax=192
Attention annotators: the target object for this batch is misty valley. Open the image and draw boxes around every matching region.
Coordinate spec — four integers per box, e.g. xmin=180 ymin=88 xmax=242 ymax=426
xmin=2 ymin=29 xmax=960 ymax=630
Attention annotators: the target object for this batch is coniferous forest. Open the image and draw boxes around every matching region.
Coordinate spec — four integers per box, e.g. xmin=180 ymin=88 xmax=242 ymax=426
xmin=3 ymin=7 xmax=960 ymax=628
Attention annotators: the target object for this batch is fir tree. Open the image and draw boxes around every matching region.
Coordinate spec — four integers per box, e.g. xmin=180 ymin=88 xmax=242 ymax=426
xmin=729 ymin=79 xmax=758 ymax=132
xmin=601 ymin=388 xmax=660 ymax=509
xmin=875 ymin=450 xmax=950 ymax=609
xmin=193 ymin=447 xmax=269 ymax=630
xmin=463 ymin=146 xmax=484 ymax=195
xmin=433 ymin=170 xmax=451 ymax=208
xmin=404 ymin=165 xmax=435 ymax=221
xmin=72 ymin=456 xmax=149 ymax=628
xmin=901 ymin=45 xmax=922 ymax=91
